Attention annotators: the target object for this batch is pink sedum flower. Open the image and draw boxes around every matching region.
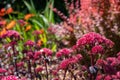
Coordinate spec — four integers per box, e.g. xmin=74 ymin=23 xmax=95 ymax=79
xmin=116 ymin=71 xmax=120 ymax=79
xmin=24 ymin=40 xmax=35 ymax=47
xmin=91 ymin=45 xmax=104 ymax=55
xmin=1 ymin=75 xmax=18 ymax=80
xmin=56 ymin=48 xmax=72 ymax=57
xmin=0 ymin=68 xmax=7 ymax=73
xmin=40 ymin=48 xmax=52 ymax=56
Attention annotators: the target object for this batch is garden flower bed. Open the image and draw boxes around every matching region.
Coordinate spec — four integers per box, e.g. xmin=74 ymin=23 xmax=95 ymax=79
xmin=0 ymin=0 xmax=120 ymax=80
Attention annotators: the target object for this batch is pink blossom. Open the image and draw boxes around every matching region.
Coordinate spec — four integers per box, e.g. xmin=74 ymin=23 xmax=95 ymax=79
xmin=106 ymin=57 xmax=119 ymax=67
xmin=59 ymin=59 xmax=70 ymax=69
xmin=56 ymin=52 xmax=62 ymax=58
xmin=104 ymin=75 xmax=112 ymax=80
xmin=24 ymin=40 xmax=35 ymax=47
xmin=0 ymin=68 xmax=7 ymax=73
xmin=91 ymin=45 xmax=104 ymax=55
xmin=1 ymin=30 xmax=20 ymax=40
xmin=40 ymin=48 xmax=52 ymax=56
xmin=76 ymin=54 xmax=83 ymax=60
xmin=17 ymin=62 xmax=24 ymax=67
xmin=1 ymin=75 xmax=18 ymax=80
xmin=33 ymin=51 xmax=41 ymax=59
xmin=35 ymin=66 xmax=43 ymax=73
xmin=116 ymin=71 xmax=120 ymax=79
xmin=96 ymin=74 xmax=103 ymax=80
xmin=56 ymin=48 xmax=72 ymax=57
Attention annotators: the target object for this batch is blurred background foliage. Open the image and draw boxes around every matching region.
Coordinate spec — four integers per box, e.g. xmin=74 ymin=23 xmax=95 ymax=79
xmin=0 ymin=0 xmax=67 ymax=22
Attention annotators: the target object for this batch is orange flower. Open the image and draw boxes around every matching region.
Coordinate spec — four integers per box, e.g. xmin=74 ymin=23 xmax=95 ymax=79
xmin=6 ymin=20 xmax=16 ymax=29
xmin=6 ymin=7 xmax=13 ymax=14
xmin=25 ymin=25 xmax=31 ymax=31
xmin=24 ymin=14 xmax=34 ymax=20
xmin=0 ymin=20 xmax=7 ymax=26
xmin=37 ymin=40 xmax=43 ymax=46
xmin=0 ymin=28 xmax=6 ymax=36
xmin=0 ymin=8 xmax=5 ymax=17
xmin=39 ymin=29 xmax=44 ymax=34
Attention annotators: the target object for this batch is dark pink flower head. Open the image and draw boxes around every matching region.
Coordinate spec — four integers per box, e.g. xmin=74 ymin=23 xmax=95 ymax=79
xmin=96 ymin=59 xmax=106 ymax=66
xmin=117 ymin=52 xmax=120 ymax=57
xmin=116 ymin=71 xmax=120 ymax=79
xmin=69 ymin=57 xmax=78 ymax=64
xmin=104 ymin=38 xmax=114 ymax=48
xmin=77 ymin=32 xmax=101 ymax=46
xmin=56 ymin=48 xmax=72 ymax=57
xmin=17 ymin=20 xmax=26 ymax=26
xmin=76 ymin=54 xmax=83 ymax=60
xmin=34 ymin=51 xmax=42 ymax=59
xmin=24 ymin=40 xmax=35 ymax=47
xmin=26 ymin=51 xmax=34 ymax=58
xmin=96 ymin=74 xmax=103 ymax=80
xmin=91 ymin=45 xmax=104 ymax=55
xmin=1 ymin=30 xmax=20 ymax=40
xmin=35 ymin=66 xmax=43 ymax=73
xmin=1 ymin=75 xmax=18 ymax=80
xmin=104 ymin=75 xmax=112 ymax=80
xmin=59 ymin=59 xmax=70 ymax=69
xmin=106 ymin=57 xmax=119 ymax=67
xmin=17 ymin=62 xmax=24 ymax=67
xmin=32 ymin=30 xmax=43 ymax=35
xmin=76 ymin=32 xmax=114 ymax=49
xmin=40 ymin=48 xmax=52 ymax=56
xmin=72 ymin=45 xmax=78 ymax=51
xmin=0 ymin=68 xmax=7 ymax=73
